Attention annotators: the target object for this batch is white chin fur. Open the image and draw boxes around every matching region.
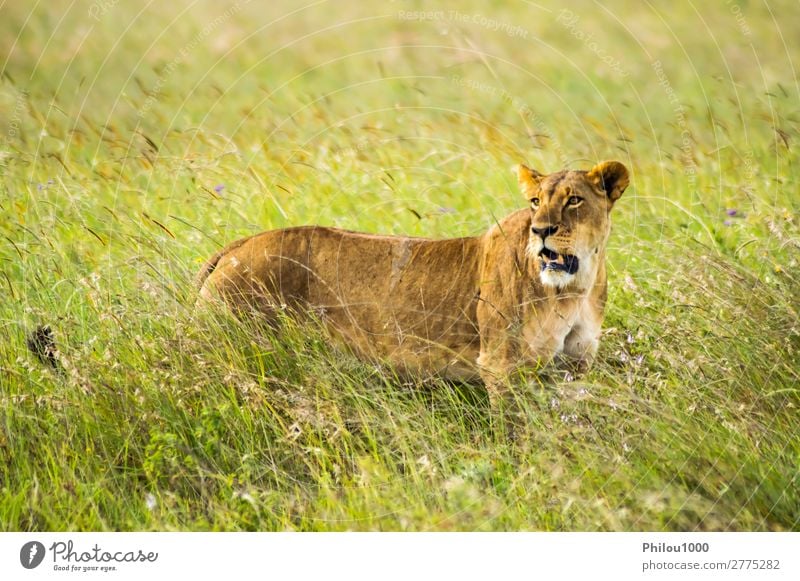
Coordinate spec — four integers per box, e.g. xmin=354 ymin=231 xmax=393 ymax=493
xmin=536 ymin=249 xmax=597 ymax=291
xmin=540 ymin=269 xmax=576 ymax=289
xmin=527 ymin=237 xmax=596 ymax=291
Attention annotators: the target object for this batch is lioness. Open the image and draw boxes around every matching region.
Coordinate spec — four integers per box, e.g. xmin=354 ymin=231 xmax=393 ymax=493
xmin=196 ymin=161 xmax=628 ymax=407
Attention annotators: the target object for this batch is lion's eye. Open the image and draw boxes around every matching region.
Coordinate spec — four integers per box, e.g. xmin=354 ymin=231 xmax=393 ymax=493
xmin=530 ymin=198 xmax=540 ymax=209
xmin=567 ymin=196 xmax=583 ymax=207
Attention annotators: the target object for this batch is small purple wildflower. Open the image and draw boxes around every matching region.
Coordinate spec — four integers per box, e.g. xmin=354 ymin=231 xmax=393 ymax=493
xmin=560 ymin=413 xmax=578 ymax=425
xmin=724 ymin=220 xmax=733 ymax=227
xmin=214 ymin=184 xmax=225 ymax=194
xmin=726 ymin=209 xmax=737 ymax=217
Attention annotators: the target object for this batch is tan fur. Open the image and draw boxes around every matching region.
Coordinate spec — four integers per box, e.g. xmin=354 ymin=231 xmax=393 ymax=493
xmin=196 ymin=161 xmax=628 ymax=406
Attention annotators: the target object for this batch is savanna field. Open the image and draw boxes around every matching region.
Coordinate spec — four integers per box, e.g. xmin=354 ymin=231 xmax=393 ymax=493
xmin=0 ymin=0 xmax=798 ymax=531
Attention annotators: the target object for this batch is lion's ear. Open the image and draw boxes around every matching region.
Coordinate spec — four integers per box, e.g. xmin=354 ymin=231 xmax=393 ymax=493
xmin=516 ymin=164 xmax=544 ymax=199
xmin=587 ymin=161 xmax=629 ymax=203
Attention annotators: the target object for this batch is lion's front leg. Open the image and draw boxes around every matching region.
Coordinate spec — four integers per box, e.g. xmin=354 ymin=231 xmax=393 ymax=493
xmin=476 ymin=299 xmax=524 ymax=408
xmin=476 ymin=349 xmax=517 ymax=409
xmin=477 ymin=329 xmax=559 ymax=438
xmin=477 ymin=349 xmax=528 ymax=440
xmin=476 ymin=318 xmax=528 ymax=438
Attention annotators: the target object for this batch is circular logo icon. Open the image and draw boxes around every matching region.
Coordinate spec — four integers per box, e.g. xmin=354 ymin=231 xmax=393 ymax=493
xmin=20 ymin=541 xmax=46 ymax=569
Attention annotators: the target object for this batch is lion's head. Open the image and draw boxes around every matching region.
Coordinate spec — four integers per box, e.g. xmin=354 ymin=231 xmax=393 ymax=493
xmin=517 ymin=160 xmax=629 ymax=291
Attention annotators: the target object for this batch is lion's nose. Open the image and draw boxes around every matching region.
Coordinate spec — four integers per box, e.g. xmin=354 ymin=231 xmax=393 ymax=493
xmin=531 ymin=225 xmax=559 ymax=239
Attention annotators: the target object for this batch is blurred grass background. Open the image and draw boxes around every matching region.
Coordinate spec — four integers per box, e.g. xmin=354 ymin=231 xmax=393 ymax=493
xmin=0 ymin=0 xmax=798 ymax=530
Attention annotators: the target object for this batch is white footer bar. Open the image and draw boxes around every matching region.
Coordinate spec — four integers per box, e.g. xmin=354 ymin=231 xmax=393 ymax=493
xmin=2 ymin=532 xmax=797 ymax=580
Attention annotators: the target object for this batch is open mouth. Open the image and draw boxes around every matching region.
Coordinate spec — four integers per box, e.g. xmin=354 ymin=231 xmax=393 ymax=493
xmin=539 ymin=247 xmax=579 ymax=275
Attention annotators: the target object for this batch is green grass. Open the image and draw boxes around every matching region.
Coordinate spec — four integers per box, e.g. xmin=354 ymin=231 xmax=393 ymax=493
xmin=1 ymin=0 xmax=798 ymax=531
